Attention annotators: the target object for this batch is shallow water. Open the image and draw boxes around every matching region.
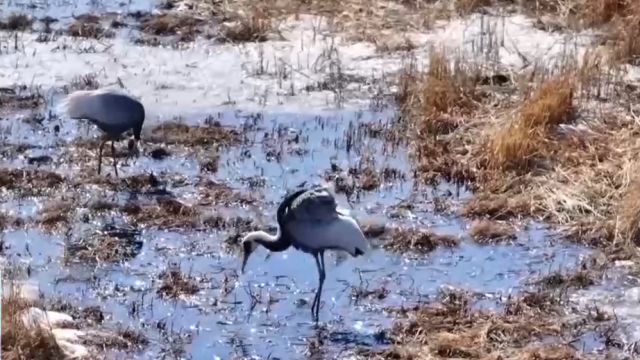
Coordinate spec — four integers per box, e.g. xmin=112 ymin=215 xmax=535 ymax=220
xmin=0 ymin=102 xmax=592 ymax=358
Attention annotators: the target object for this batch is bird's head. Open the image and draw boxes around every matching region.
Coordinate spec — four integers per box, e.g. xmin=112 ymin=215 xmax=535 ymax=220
xmin=240 ymin=232 xmax=261 ymax=273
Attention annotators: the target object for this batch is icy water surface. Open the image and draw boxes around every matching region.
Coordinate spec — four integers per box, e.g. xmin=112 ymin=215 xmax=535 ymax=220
xmin=0 ymin=102 xmax=591 ymax=358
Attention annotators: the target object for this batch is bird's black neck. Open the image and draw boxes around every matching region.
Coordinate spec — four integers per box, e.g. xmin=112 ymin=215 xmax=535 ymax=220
xmin=255 ymin=232 xmax=291 ymax=252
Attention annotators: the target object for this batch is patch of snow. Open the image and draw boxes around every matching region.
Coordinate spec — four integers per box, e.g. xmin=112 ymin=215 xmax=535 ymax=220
xmin=0 ymin=14 xmax=598 ymax=128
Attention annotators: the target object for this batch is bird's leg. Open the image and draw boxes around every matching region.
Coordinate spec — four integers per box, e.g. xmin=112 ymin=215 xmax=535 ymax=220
xmin=97 ymin=139 xmax=107 ymax=175
xmin=111 ymin=141 xmax=118 ymax=178
xmin=314 ymin=250 xmax=326 ymax=325
xmin=311 ymin=253 xmax=322 ymax=321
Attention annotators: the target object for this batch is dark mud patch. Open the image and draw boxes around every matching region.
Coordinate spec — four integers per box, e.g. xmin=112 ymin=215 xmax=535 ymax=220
xmin=0 ymin=168 xmax=64 ymax=196
xmin=148 ymin=121 xmax=242 ymax=147
xmin=383 ymin=227 xmax=459 ymax=254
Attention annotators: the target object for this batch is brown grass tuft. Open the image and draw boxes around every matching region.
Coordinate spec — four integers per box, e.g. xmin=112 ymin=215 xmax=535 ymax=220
xmin=0 ymin=13 xmax=33 ymax=31
xmin=65 ymin=231 xmax=142 ymax=264
xmin=618 ymin=175 xmax=640 ymax=246
xmin=220 ymin=7 xmax=273 ymax=43
xmin=140 ymin=13 xmax=204 ymax=42
xmin=384 ymin=227 xmax=459 ymax=254
xmin=157 ymin=265 xmax=200 ymax=299
xmin=67 ymin=15 xmax=114 ymax=39
xmin=461 ymin=193 xmax=532 ymax=220
xmin=468 ymin=219 xmax=517 ymax=243
xmin=128 ymin=196 xmax=202 ymax=229
xmin=2 ymin=283 xmax=65 ymax=360
xmin=148 ymin=121 xmax=242 ymax=147
xmin=0 ymin=168 xmax=64 ymax=196
xmin=401 ymin=48 xmax=479 ymax=138
xmin=485 ymin=75 xmax=575 ymax=172
xmin=38 ymin=200 xmax=74 ymax=230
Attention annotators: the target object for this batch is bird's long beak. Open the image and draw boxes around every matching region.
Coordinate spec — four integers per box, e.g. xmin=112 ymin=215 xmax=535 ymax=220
xmin=241 ymin=251 xmax=249 ymax=274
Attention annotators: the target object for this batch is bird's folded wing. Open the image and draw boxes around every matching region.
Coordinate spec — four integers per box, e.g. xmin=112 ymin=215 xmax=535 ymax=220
xmin=288 ymin=187 xmax=338 ymax=222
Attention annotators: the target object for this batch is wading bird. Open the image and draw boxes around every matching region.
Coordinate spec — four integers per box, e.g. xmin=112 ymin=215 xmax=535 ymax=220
xmin=59 ymin=88 xmax=145 ymax=177
xmin=241 ymin=185 xmax=368 ymax=324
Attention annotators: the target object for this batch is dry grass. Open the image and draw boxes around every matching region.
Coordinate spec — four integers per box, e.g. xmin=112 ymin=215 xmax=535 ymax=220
xmin=0 ymin=88 xmax=44 ymax=111
xmin=400 ymin=48 xmax=479 ymax=137
xmin=37 ymin=200 xmax=74 ymax=230
xmin=384 ymin=227 xmax=459 ymax=254
xmin=65 ymin=231 xmax=142 ymax=263
xmin=485 ymin=75 xmax=575 ymax=172
xmin=2 ymin=283 xmax=65 ymax=360
xmin=140 ymin=12 xmax=204 ymax=42
xmin=618 ymin=176 xmax=640 ymax=246
xmin=148 ymin=121 xmax=242 ymax=147
xmin=468 ymin=219 xmax=517 ymax=243
xmin=126 ymin=196 xmax=203 ymax=229
xmin=0 ymin=13 xmax=33 ymax=31
xmin=157 ymin=265 xmax=200 ymax=299
xmin=197 ymin=179 xmax=255 ymax=206
xmin=219 ymin=7 xmax=274 ymax=43
xmin=67 ymin=15 xmax=114 ymax=39
xmin=0 ymin=168 xmax=64 ymax=196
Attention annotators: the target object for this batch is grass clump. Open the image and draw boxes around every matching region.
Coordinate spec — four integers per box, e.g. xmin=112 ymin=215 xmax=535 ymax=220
xmin=157 ymin=264 xmax=200 ymax=299
xmin=38 ymin=200 xmax=74 ymax=230
xmin=140 ymin=13 xmax=204 ymax=41
xmin=0 ymin=168 xmax=64 ymax=196
xmin=128 ymin=196 xmax=202 ymax=229
xmin=148 ymin=121 xmax=242 ymax=147
xmin=468 ymin=219 xmax=516 ymax=243
xmin=485 ymin=75 xmax=575 ymax=172
xmin=64 ymin=230 xmax=142 ymax=264
xmin=67 ymin=15 xmax=114 ymax=39
xmin=219 ymin=8 xmax=273 ymax=43
xmin=2 ymin=283 xmax=65 ymax=360
xmin=0 ymin=13 xmax=33 ymax=31
xmin=384 ymin=227 xmax=458 ymax=254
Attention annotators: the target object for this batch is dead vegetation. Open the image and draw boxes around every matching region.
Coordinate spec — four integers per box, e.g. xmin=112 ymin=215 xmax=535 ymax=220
xmin=0 ymin=13 xmax=33 ymax=31
xmin=37 ymin=200 xmax=75 ymax=230
xmin=67 ymin=14 xmax=114 ymax=39
xmin=219 ymin=7 xmax=274 ymax=43
xmin=64 ymin=230 xmax=142 ymax=263
xmin=364 ymin=282 xmax=612 ymax=359
xmin=0 ymin=87 xmax=45 ymax=112
xmin=148 ymin=121 xmax=242 ymax=147
xmin=2 ymin=283 xmax=66 ymax=360
xmin=468 ymin=219 xmax=516 ymax=243
xmin=395 ymin=39 xmax=640 ymax=264
xmin=127 ymin=196 xmax=202 ymax=229
xmin=0 ymin=168 xmax=64 ymax=196
xmin=157 ymin=264 xmax=200 ymax=299
xmin=383 ymin=227 xmax=459 ymax=254
xmin=139 ymin=12 xmax=205 ymax=42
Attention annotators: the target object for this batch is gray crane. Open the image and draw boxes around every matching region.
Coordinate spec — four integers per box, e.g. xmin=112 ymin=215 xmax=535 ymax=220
xmin=59 ymin=88 xmax=145 ymax=177
xmin=241 ymin=185 xmax=368 ymax=324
